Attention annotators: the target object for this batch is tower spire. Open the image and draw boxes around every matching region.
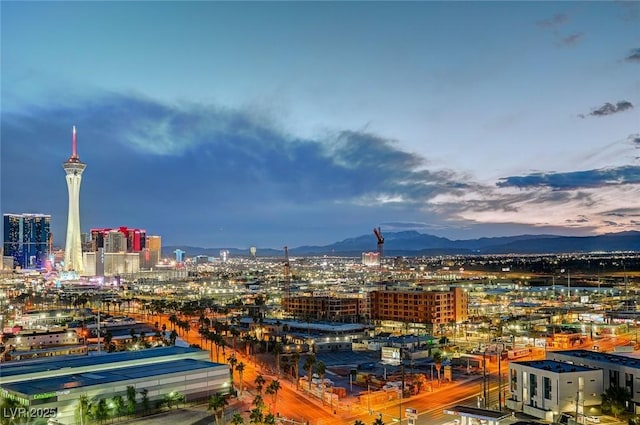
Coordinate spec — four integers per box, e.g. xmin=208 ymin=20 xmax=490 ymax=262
xmin=72 ymin=125 xmax=78 ymax=159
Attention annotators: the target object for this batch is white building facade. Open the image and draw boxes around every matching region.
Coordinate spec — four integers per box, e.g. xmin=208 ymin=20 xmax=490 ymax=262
xmin=506 ymin=359 xmax=603 ymax=422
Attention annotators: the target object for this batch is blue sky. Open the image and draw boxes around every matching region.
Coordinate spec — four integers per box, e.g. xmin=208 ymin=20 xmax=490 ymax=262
xmin=2 ymin=1 xmax=639 ymax=249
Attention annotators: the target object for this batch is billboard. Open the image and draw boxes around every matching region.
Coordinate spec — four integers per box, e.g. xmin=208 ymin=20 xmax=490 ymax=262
xmin=381 ymin=346 xmax=401 ymax=365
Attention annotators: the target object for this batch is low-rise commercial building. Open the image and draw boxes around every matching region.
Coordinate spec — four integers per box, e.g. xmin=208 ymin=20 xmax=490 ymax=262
xmin=0 ymin=347 xmax=229 ymax=425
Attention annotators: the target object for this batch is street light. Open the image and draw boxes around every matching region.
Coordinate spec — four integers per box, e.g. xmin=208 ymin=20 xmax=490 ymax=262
xmin=497 ymin=342 xmax=505 ymax=411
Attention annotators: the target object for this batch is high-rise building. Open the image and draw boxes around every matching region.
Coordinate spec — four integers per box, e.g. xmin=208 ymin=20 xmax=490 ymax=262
xmin=174 ymin=249 xmax=185 ymax=262
xmin=104 ymin=230 xmax=127 ymax=253
xmin=362 ymin=252 xmax=380 ymax=267
xmin=141 ymin=235 xmax=162 ymax=269
xmin=63 ymin=126 xmax=86 ymax=273
xmin=146 ymin=236 xmax=161 ymax=258
xmin=90 ymin=227 xmax=146 ymax=253
xmin=2 ymin=213 xmax=51 ymax=269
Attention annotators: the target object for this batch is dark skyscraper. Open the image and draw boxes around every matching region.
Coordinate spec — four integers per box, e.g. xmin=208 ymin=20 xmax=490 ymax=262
xmin=3 ymin=213 xmax=51 ymax=269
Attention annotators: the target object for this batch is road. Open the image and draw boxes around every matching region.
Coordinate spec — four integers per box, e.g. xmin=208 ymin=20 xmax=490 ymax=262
xmin=120 ymin=310 xmax=640 ymax=425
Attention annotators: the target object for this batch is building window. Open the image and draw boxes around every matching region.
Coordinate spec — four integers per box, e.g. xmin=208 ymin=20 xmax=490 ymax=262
xmin=529 ymin=373 xmax=537 ymax=399
xmin=543 ymin=376 xmax=551 ymax=400
xmin=610 ymin=370 xmax=620 ymax=388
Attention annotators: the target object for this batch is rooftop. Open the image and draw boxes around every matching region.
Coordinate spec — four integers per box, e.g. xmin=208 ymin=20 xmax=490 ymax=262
xmin=0 ymin=346 xmax=207 ymax=378
xmin=513 ymin=359 xmax=596 ymax=373
xmin=447 ymin=405 xmax=511 ymax=420
xmin=2 ymin=358 xmax=226 ymax=396
xmin=551 ymin=349 xmax=640 ymax=368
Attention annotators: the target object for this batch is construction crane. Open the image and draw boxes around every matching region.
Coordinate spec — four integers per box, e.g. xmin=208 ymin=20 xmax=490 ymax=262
xmin=373 ymin=227 xmax=384 ymax=261
xmin=283 ymin=246 xmax=291 ymax=299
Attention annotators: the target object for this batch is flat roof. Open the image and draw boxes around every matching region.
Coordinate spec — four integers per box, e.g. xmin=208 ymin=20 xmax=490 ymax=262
xmin=550 ymin=349 xmax=640 ymax=368
xmin=446 ymin=406 xmax=511 ymax=420
xmin=512 ymin=359 xmax=596 ymax=373
xmin=0 ymin=346 xmax=208 ymax=378
xmin=2 ymin=358 xmax=227 ymax=396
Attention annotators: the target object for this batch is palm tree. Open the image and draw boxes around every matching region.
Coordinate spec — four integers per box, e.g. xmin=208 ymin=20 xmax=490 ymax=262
xmin=236 ymin=362 xmax=246 ymax=395
xmin=263 ymin=413 xmax=276 ymax=425
xmin=228 ymin=353 xmax=238 ymax=387
xmin=254 ymin=374 xmax=266 ymax=394
xmin=273 ymin=342 xmax=283 ymax=377
xmin=92 ymin=398 xmax=109 ymax=425
xmin=354 ymin=421 xmax=365 ymax=425
xmin=139 ymin=388 xmax=150 ymax=415
xmin=230 ymin=413 xmax=245 ymax=425
xmin=230 ymin=327 xmax=240 ymax=351
xmin=303 ymin=354 xmax=316 ymax=390
xmin=208 ymin=392 xmax=229 ymax=425
xmin=75 ymin=394 xmax=91 ymax=425
xmin=432 ymin=351 xmax=443 ymax=383
xmin=168 ymin=313 xmax=177 ymax=330
xmin=243 ymin=334 xmax=253 ymax=356
xmin=601 ymin=385 xmax=631 ymax=418
xmin=126 ymin=385 xmax=137 ymax=416
xmin=316 ymin=361 xmax=327 ymax=402
xmin=169 ymin=329 xmax=178 ymax=346
xmin=252 ymin=394 xmax=266 ymax=413
xmin=249 ymin=407 xmax=263 ymax=424
xmin=266 ymin=380 xmax=281 ymax=414
xmin=111 ymin=394 xmax=125 ymax=421
xmin=104 ymin=330 xmax=113 ymax=352
xmin=291 ymin=351 xmax=301 ymax=389
xmin=373 ymin=416 xmax=386 ymax=425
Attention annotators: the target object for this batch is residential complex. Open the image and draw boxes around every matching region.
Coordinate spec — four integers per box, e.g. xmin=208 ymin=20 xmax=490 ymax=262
xmin=370 ymin=287 xmax=468 ymax=330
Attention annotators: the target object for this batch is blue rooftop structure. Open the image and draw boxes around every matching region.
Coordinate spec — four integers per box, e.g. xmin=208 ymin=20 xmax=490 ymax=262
xmin=550 ymin=349 xmax=640 ymax=368
xmin=513 ymin=359 xmax=596 ymax=373
xmin=0 ymin=346 xmax=209 ymax=379
xmin=2 ymin=358 xmax=222 ymax=396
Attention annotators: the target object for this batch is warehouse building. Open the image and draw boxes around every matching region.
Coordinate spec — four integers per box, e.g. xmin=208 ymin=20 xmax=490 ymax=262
xmin=0 ymin=347 xmax=230 ymax=424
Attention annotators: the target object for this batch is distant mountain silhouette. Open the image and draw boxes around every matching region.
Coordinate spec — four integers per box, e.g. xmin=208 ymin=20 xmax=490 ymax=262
xmin=163 ymin=230 xmax=640 ymax=258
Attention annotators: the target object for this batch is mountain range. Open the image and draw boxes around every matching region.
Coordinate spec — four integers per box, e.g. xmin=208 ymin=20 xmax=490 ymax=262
xmin=163 ymin=230 xmax=640 ymax=258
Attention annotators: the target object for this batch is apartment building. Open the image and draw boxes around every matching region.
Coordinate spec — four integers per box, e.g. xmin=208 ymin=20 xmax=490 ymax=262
xmin=369 ymin=287 xmax=468 ymax=328
xmin=506 ymin=359 xmax=603 ymax=422
xmin=282 ymin=295 xmax=366 ymax=323
xmin=547 ymin=350 xmax=640 ymax=413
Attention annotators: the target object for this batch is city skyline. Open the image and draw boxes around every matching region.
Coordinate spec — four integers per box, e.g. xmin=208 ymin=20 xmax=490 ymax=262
xmin=1 ymin=2 xmax=639 ymax=248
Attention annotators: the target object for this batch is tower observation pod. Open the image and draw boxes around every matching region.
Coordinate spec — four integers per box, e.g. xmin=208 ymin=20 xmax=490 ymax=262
xmin=63 ymin=125 xmax=86 ymax=273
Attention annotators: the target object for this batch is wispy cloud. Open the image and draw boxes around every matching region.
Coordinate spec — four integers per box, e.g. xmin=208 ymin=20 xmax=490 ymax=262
xmin=3 ymin=91 xmax=639 ymax=245
xmin=536 ymin=11 xmax=585 ymax=47
xmin=579 ymin=100 xmax=634 ymax=118
xmin=626 ymin=48 xmax=640 ymax=62
xmin=565 ymin=215 xmax=590 ymax=224
xmin=497 ymin=166 xmax=640 ymax=190
xmin=560 ymin=32 xmax=584 ymax=46
xmin=603 ymin=207 xmax=640 ymax=218
xmin=537 ymin=13 xmax=569 ymax=28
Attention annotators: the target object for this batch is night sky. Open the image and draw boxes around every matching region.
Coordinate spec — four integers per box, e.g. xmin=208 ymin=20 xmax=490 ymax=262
xmin=1 ymin=2 xmax=639 ymax=249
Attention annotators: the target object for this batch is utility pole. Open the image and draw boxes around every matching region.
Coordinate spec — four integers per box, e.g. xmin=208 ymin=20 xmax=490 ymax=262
xmin=498 ymin=344 xmax=503 ymax=410
xmin=400 ymin=348 xmax=405 ymax=424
